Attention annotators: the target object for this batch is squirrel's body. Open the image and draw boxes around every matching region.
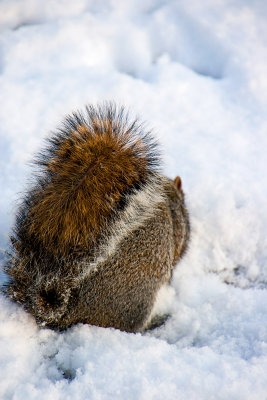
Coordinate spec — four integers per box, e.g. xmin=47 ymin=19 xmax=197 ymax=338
xmin=3 ymin=104 xmax=190 ymax=332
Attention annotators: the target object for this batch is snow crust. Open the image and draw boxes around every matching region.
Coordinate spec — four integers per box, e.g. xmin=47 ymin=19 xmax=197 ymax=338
xmin=0 ymin=0 xmax=267 ymax=398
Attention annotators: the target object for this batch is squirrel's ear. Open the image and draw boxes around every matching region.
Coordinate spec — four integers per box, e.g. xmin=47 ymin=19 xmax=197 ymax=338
xmin=174 ymin=176 xmax=182 ymax=191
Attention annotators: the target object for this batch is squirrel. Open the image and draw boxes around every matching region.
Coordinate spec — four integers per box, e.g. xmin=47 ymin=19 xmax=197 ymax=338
xmin=3 ymin=103 xmax=190 ymax=333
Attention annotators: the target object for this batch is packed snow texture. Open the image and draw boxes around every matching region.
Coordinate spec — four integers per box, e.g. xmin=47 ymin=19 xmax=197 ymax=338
xmin=0 ymin=0 xmax=267 ymax=399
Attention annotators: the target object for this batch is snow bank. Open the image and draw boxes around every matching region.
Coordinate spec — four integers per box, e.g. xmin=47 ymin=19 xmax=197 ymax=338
xmin=1 ymin=282 xmax=267 ymax=400
xmin=0 ymin=0 xmax=267 ymax=398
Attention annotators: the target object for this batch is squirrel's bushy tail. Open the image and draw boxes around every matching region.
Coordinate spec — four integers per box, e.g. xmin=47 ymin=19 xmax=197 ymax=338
xmin=17 ymin=103 xmax=160 ymax=256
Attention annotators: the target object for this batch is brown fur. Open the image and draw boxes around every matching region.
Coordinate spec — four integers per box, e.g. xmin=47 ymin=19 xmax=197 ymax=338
xmin=27 ymin=116 xmax=156 ymax=256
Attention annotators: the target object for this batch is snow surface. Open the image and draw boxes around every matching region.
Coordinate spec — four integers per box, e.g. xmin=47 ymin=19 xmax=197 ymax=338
xmin=1 ymin=0 xmax=267 ymax=399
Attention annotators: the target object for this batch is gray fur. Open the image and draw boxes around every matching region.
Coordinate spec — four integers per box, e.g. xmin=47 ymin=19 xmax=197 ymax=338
xmin=28 ymin=176 xmax=190 ymax=332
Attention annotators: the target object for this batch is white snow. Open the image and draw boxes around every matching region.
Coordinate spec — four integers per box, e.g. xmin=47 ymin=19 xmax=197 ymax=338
xmin=1 ymin=0 xmax=267 ymax=399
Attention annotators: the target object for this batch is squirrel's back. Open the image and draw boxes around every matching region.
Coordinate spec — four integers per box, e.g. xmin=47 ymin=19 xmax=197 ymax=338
xmin=3 ymin=103 xmax=190 ymax=332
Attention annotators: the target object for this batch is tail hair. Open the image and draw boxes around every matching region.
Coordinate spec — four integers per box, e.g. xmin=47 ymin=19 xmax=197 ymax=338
xmin=14 ymin=102 xmax=161 ymax=256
